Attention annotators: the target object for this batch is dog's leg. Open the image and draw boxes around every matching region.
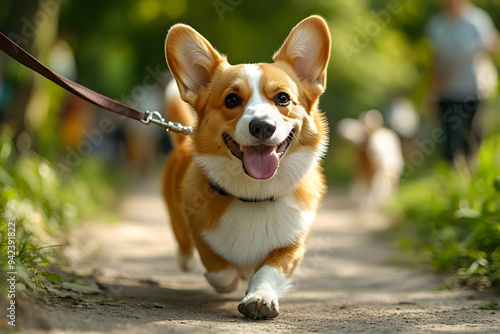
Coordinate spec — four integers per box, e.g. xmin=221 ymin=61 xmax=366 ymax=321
xmin=238 ymin=239 xmax=306 ymax=319
xmin=163 ymin=147 xmax=195 ymax=271
xmin=205 ymin=267 xmax=239 ymax=293
xmin=238 ymin=265 xmax=290 ymax=319
xmin=192 ymin=233 xmax=239 ymax=293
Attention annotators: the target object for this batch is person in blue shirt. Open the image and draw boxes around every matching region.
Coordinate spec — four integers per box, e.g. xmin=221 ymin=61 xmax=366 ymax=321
xmin=426 ymin=0 xmax=498 ymax=163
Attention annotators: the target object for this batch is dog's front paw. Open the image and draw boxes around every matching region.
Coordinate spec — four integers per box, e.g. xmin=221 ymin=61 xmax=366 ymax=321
xmin=238 ymin=292 xmax=279 ymax=319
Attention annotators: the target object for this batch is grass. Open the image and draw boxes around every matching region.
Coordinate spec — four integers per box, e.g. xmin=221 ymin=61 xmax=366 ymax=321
xmin=390 ymin=134 xmax=500 ymax=288
xmin=476 ymin=301 xmax=499 ymax=310
xmin=0 ymin=127 xmax=119 ymax=295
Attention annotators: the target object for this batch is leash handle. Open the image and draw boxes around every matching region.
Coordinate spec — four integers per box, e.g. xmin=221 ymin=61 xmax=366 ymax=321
xmin=0 ymin=32 xmax=193 ymax=135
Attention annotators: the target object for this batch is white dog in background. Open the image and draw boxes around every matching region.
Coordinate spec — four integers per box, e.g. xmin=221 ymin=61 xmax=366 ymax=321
xmin=337 ymin=110 xmax=403 ymax=211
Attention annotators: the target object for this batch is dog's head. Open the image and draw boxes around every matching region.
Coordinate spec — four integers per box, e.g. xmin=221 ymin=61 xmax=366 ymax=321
xmin=166 ymin=16 xmax=331 ymax=199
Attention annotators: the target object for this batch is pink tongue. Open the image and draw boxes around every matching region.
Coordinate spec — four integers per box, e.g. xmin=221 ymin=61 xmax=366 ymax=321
xmin=243 ymin=145 xmax=279 ymax=180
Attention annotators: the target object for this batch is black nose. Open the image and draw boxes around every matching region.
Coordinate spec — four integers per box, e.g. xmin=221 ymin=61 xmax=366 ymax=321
xmin=249 ymin=118 xmax=277 ymax=139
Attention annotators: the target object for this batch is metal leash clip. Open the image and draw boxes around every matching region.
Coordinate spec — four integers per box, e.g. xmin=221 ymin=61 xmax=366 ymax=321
xmin=141 ymin=110 xmax=193 ymax=135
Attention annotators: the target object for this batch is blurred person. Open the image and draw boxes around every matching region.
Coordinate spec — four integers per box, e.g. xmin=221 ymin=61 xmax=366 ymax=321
xmin=50 ymin=38 xmax=95 ymax=150
xmin=337 ymin=110 xmax=403 ymax=211
xmin=426 ymin=0 xmax=498 ymax=163
xmin=60 ymin=95 xmax=94 ymax=149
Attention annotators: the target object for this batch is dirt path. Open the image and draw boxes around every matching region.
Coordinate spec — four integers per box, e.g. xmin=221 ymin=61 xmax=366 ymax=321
xmin=21 ymin=179 xmax=500 ymax=333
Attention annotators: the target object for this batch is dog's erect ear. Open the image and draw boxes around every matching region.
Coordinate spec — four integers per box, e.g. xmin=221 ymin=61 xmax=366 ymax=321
xmin=165 ymin=24 xmax=227 ymax=107
xmin=273 ymin=16 xmax=331 ymax=100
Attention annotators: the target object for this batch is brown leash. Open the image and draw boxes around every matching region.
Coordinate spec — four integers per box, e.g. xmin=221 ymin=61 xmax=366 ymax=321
xmin=0 ymin=32 xmax=192 ymax=135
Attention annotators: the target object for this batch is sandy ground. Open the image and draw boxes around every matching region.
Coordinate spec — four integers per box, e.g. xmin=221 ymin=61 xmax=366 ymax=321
xmin=17 ymin=180 xmax=500 ymax=333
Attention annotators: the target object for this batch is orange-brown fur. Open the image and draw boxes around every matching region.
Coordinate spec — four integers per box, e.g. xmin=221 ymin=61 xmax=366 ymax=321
xmin=256 ymin=231 xmax=310 ymax=277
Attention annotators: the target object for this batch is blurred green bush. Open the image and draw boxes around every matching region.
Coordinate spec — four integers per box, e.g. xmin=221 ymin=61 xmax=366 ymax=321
xmin=391 ymin=135 xmax=500 ymax=288
xmin=0 ymin=127 xmax=118 ymax=294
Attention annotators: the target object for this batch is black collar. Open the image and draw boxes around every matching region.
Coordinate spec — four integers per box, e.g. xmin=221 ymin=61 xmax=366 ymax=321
xmin=209 ymin=182 xmax=276 ymax=203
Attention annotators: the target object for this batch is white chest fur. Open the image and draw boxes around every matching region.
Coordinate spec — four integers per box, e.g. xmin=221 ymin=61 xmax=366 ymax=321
xmin=201 ymin=194 xmax=315 ymax=267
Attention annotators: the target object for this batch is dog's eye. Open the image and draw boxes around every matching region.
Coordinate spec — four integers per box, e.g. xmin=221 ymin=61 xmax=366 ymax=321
xmin=225 ymin=93 xmax=241 ymax=109
xmin=275 ymin=92 xmax=290 ymax=106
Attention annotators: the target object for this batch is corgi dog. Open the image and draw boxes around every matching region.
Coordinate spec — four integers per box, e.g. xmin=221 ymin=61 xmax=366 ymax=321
xmin=337 ymin=110 xmax=403 ymax=211
xmin=162 ymin=16 xmax=331 ymax=319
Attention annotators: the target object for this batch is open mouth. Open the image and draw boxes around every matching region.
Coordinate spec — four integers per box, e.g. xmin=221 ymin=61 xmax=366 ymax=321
xmin=223 ymin=129 xmax=295 ymax=180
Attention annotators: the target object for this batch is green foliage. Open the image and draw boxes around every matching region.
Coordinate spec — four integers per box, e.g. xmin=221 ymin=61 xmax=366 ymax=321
xmin=391 ymin=135 xmax=500 ymax=287
xmin=0 ymin=127 xmax=117 ymax=293
xmin=477 ymin=301 xmax=499 ymax=310
xmin=40 ymin=271 xmax=63 ymax=284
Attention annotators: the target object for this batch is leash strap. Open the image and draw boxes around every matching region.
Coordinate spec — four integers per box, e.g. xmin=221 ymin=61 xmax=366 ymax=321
xmin=0 ymin=32 xmax=193 ymax=135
